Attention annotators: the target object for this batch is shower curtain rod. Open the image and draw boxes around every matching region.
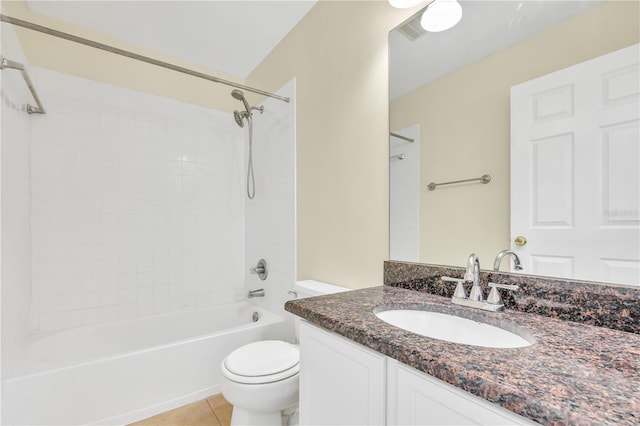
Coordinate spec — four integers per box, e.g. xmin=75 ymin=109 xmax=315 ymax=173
xmin=0 ymin=14 xmax=290 ymax=103
xmin=0 ymin=56 xmax=46 ymax=114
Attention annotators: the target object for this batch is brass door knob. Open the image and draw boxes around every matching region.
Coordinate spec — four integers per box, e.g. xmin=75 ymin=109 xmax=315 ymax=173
xmin=514 ymin=236 xmax=527 ymax=246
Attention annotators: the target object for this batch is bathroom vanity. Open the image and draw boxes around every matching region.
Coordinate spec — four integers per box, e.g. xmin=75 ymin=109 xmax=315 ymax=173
xmin=285 ymin=262 xmax=640 ymax=425
xmin=299 ymin=320 xmax=536 ymax=425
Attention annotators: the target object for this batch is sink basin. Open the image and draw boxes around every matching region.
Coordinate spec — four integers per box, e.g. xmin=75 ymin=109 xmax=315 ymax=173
xmin=375 ymin=309 xmax=532 ymax=348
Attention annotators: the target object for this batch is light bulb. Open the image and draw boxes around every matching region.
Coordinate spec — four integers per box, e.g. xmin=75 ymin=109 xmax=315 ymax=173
xmin=420 ymin=0 xmax=463 ymax=32
xmin=388 ymin=0 xmax=425 ymax=9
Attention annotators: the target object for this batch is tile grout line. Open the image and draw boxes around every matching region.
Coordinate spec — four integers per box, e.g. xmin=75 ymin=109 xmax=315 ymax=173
xmin=206 ymin=396 xmax=224 ymax=426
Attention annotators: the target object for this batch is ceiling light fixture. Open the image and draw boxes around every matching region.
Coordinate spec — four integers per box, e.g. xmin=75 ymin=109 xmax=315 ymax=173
xmin=420 ymin=0 xmax=463 ymax=32
xmin=388 ymin=0 xmax=425 ymax=9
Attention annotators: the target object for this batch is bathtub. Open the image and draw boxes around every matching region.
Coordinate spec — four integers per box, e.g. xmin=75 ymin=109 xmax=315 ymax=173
xmin=2 ymin=303 xmax=288 ymax=425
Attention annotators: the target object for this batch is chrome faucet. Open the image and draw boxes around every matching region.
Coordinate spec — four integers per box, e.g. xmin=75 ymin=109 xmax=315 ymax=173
xmin=248 ymin=288 xmax=265 ymax=298
xmin=493 ymin=249 xmax=523 ymax=272
xmin=464 ymin=253 xmax=482 ymax=301
xmin=441 ymin=253 xmax=520 ymax=312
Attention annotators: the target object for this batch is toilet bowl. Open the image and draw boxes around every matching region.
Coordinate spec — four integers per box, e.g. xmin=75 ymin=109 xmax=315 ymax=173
xmin=220 ymin=340 xmax=299 ymax=426
xmin=220 ymin=280 xmax=348 ymax=426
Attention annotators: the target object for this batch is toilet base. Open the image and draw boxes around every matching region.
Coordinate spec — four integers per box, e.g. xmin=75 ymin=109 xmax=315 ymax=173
xmin=230 ymin=406 xmax=281 ymax=426
xmin=230 ymin=405 xmax=297 ymax=426
xmin=220 ymin=372 xmax=299 ymax=426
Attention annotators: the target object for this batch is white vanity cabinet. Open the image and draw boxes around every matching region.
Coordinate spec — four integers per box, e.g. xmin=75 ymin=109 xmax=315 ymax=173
xmin=299 ymin=321 xmax=537 ymax=426
xmin=388 ymin=360 xmax=538 ymax=425
xmin=298 ymin=321 xmax=387 ymax=425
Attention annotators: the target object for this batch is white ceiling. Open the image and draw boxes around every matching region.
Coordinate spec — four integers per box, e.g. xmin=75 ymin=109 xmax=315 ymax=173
xmin=27 ymin=0 xmax=317 ymax=79
xmin=390 ymin=0 xmax=604 ymax=100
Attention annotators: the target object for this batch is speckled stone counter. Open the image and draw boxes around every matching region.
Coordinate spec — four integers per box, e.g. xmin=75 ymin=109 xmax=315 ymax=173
xmin=384 ymin=261 xmax=640 ymax=333
xmin=285 ymin=286 xmax=640 ymax=426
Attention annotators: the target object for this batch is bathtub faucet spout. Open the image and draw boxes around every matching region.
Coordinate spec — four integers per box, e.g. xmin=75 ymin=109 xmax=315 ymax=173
xmin=248 ymin=288 xmax=265 ymax=298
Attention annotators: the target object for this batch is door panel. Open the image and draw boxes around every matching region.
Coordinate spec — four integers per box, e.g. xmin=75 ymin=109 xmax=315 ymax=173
xmin=511 ymin=44 xmax=640 ymax=285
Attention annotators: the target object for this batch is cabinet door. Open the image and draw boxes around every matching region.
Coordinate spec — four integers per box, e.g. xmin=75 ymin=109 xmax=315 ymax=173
xmin=392 ymin=361 xmax=537 ymax=425
xmin=299 ymin=321 xmax=386 ymax=425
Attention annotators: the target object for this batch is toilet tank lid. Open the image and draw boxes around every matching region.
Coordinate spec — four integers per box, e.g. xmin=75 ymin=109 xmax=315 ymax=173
xmin=293 ymin=280 xmax=349 ymax=297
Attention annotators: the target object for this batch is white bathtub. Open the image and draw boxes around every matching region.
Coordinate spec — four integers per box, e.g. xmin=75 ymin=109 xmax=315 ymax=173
xmin=2 ymin=303 xmax=288 ymax=425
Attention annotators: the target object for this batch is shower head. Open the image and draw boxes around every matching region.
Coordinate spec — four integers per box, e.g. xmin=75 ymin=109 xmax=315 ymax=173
xmin=234 ymin=110 xmax=247 ymax=128
xmin=231 ymin=89 xmax=251 ymax=112
xmin=232 ymin=89 xmax=263 ymax=127
xmin=231 ymin=89 xmax=244 ymax=100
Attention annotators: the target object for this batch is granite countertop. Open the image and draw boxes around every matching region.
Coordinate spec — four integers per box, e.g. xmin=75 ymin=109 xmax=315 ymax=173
xmin=285 ymin=286 xmax=640 ymax=426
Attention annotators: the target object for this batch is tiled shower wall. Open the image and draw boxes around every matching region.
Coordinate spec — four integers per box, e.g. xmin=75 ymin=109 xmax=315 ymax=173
xmin=244 ymin=80 xmax=296 ymax=329
xmin=1 ymin=20 xmax=33 ymax=363
xmin=389 ymin=124 xmax=420 ymax=262
xmin=28 ymin=68 xmax=245 ymax=330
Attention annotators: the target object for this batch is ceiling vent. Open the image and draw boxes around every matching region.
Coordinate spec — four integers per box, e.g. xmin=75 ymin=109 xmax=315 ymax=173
xmin=397 ymin=12 xmax=427 ymax=41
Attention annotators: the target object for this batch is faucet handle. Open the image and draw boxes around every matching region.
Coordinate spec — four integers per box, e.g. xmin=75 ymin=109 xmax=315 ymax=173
xmin=441 ymin=276 xmax=467 ymax=299
xmin=488 ymin=282 xmax=520 ymax=290
xmin=250 ymin=259 xmax=268 ymax=280
xmin=487 ymin=282 xmax=520 ymax=305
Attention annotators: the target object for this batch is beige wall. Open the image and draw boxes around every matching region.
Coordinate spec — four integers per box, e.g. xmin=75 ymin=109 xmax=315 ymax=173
xmin=2 ymin=0 xmax=242 ymax=112
xmin=390 ymin=1 xmax=640 ymax=269
xmin=248 ymin=1 xmax=416 ymax=288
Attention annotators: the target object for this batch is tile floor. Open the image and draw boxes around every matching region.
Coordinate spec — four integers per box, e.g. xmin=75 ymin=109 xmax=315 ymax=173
xmin=129 ymin=393 xmax=232 ymax=426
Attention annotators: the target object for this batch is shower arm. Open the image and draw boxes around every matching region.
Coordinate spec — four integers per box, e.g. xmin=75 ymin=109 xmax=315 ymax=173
xmin=0 ymin=14 xmax=290 ymax=104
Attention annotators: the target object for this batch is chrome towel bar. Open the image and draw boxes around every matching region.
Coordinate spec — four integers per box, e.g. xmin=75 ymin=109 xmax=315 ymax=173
xmin=0 ymin=56 xmax=45 ymax=114
xmin=390 ymin=132 xmax=415 ymax=143
xmin=427 ymin=174 xmax=491 ymax=191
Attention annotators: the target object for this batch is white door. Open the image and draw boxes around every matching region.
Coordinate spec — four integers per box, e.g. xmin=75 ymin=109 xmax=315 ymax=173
xmin=511 ymin=44 xmax=640 ymax=285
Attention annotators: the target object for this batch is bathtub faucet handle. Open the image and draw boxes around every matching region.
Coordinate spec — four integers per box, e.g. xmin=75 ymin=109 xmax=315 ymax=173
xmin=248 ymin=288 xmax=265 ymax=298
xmin=250 ymin=259 xmax=268 ymax=280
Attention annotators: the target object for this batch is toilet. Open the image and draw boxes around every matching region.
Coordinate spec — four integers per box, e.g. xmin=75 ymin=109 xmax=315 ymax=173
xmin=220 ymin=280 xmax=348 ymax=426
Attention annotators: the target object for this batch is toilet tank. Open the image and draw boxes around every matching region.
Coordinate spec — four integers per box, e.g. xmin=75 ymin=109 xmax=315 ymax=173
xmin=291 ymin=280 xmax=349 ymax=342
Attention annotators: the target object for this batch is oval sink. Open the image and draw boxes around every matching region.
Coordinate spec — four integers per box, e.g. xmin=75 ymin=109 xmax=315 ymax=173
xmin=375 ymin=310 xmax=531 ymax=348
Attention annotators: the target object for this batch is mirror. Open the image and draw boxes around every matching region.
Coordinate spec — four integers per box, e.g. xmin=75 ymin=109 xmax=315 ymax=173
xmin=389 ymin=0 xmax=640 ymax=285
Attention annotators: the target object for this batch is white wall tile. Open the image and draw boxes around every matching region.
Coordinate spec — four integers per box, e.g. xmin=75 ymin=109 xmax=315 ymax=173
xmin=2 ymin=20 xmax=34 ymax=371
xmin=28 ymin=68 xmax=245 ymax=330
xmin=389 ymin=124 xmax=420 ymax=262
xmin=6 ymin=66 xmax=294 ymax=339
xmin=244 ymin=80 xmax=296 ymax=317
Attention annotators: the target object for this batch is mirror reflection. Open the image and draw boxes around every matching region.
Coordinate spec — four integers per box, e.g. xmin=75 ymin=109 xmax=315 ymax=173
xmin=389 ymin=0 xmax=640 ymax=285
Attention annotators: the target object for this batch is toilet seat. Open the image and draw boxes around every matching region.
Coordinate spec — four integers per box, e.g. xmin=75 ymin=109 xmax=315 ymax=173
xmin=222 ymin=340 xmax=300 ymax=384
